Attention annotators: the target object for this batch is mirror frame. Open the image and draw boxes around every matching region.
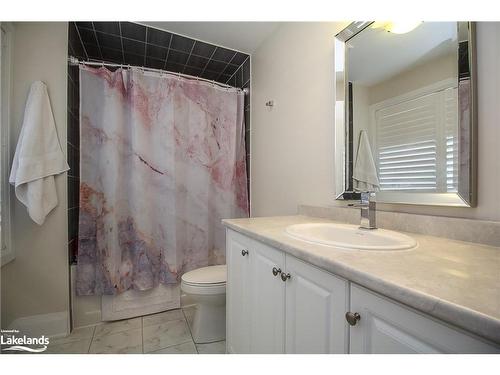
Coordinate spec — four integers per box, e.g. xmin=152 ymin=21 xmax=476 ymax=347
xmin=334 ymin=21 xmax=477 ymax=207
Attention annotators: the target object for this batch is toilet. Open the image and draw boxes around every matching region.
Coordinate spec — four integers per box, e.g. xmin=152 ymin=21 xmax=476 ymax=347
xmin=181 ymin=264 xmax=227 ymax=344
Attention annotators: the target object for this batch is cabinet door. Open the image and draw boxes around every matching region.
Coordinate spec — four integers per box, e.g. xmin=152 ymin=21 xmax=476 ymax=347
xmin=249 ymin=241 xmax=285 ymax=353
xmin=285 ymin=256 xmax=349 ymax=353
xmin=226 ymin=230 xmax=252 ymax=354
xmin=349 ymin=284 xmax=499 ymax=354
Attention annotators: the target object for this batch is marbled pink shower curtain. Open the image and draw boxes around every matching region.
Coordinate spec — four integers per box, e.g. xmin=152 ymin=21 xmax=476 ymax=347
xmin=76 ymin=66 xmax=248 ymax=296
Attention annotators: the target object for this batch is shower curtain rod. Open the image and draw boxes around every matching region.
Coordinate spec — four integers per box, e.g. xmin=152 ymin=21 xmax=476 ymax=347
xmin=68 ymin=56 xmax=248 ymax=94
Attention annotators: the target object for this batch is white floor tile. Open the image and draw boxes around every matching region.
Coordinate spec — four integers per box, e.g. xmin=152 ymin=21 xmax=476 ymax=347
xmin=45 ymin=338 xmax=92 ymax=354
xmin=147 ymin=341 xmax=197 ymax=354
xmin=89 ymin=328 xmax=142 ymax=354
xmin=93 ymin=317 xmax=142 ymax=338
xmin=143 ymin=309 xmax=185 ymax=327
xmin=143 ymin=319 xmax=192 ymax=353
xmin=196 ymin=340 xmax=226 ymax=354
xmin=34 ymin=307 xmax=227 ymax=354
xmin=49 ymin=326 xmax=95 ymax=346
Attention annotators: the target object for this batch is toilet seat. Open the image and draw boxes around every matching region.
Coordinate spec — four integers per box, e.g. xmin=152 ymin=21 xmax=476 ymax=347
xmin=181 ymin=265 xmax=226 ymax=295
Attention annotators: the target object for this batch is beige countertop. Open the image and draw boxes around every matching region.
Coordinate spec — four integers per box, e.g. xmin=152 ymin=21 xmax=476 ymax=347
xmin=222 ymin=215 xmax=500 ymax=344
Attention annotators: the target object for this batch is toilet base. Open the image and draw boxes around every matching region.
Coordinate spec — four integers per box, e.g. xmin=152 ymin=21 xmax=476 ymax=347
xmin=190 ymin=294 xmax=226 ymax=344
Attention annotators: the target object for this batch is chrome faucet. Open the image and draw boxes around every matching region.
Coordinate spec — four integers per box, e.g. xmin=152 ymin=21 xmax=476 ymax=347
xmin=349 ymin=192 xmax=377 ymax=230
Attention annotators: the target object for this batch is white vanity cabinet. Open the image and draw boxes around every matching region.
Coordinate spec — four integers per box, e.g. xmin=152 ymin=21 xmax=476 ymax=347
xmin=226 ymin=229 xmax=252 ymax=354
xmin=226 ymin=229 xmax=349 ymax=354
xmin=249 ymin=237 xmax=286 ymax=353
xmin=284 ymin=255 xmax=349 ymax=353
xmin=226 ymin=229 xmax=499 ymax=354
xmin=348 ymin=285 xmax=499 ymax=354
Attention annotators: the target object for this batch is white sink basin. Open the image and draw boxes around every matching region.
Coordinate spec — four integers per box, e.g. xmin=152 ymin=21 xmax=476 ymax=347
xmin=285 ymin=223 xmax=417 ymax=251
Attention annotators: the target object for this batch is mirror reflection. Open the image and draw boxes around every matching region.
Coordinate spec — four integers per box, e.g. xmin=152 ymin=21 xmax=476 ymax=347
xmin=347 ymin=22 xmax=460 ymax=194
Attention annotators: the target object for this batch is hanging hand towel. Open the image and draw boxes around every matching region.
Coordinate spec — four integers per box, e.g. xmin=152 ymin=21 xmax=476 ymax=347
xmin=9 ymin=81 xmax=70 ymax=225
xmin=353 ymin=130 xmax=380 ymax=192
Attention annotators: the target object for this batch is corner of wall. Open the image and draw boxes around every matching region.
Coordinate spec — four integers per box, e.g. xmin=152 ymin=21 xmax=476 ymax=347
xmin=1 ymin=22 xmax=70 ymax=335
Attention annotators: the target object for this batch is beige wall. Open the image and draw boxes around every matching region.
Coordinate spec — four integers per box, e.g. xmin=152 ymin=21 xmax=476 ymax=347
xmin=368 ymin=53 xmax=456 ymax=104
xmin=251 ymin=22 xmax=500 ymax=222
xmin=1 ymin=22 xmax=69 ymax=327
xmin=251 ymin=22 xmax=349 ymax=216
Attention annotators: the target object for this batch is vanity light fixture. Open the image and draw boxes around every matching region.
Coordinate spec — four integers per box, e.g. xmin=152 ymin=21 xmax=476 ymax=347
xmin=372 ymin=21 xmax=423 ymax=34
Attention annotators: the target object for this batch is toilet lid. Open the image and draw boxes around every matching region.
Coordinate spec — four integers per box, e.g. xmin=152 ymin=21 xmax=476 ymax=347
xmin=181 ymin=265 xmax=227 ymax=285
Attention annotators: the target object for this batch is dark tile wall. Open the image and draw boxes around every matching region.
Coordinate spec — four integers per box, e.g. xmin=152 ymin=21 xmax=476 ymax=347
xmin=72 ymin=22 xmax=249 ymax=86
xmin=67 ymin=22 xmax=251 ymax=263
xmin=67 ymin=23 xmax=81 ymax=263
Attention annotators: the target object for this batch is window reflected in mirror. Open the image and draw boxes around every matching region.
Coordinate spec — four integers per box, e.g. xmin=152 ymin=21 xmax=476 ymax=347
xmin=349 ymin=22 xmax=458 ymax=193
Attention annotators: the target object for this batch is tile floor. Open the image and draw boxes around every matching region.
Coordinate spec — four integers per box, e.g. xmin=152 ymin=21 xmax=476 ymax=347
xmin=44 ymin=306 xmax=226 ymax=354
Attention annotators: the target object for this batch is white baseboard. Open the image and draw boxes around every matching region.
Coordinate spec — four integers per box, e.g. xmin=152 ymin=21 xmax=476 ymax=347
xmin=8 ymin=311 xmax=70 ymax=339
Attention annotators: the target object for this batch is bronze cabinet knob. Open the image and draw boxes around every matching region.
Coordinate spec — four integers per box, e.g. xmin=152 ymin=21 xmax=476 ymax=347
xmin=280 ymin=272 xmax=291 ymax=282
xmin=345 ymin=312 xmax=361 ymax=326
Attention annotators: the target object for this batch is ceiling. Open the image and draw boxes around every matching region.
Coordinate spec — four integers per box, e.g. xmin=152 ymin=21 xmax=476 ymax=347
xmin=140 ymin=22 xmax=280 ymax=53
xmin=348 ymin=22 xmax=457 ymax=86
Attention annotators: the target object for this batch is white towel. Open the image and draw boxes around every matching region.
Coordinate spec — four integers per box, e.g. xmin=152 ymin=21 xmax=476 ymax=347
xmin=353 ymin=130 xmax=380 ymax=192
xmin=9 ymin=81 xmax=70 ymax=225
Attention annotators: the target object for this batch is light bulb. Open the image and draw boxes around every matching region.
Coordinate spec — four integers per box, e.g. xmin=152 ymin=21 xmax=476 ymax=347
xmin=386 ymin=21 xmax=422 ymax=34
xmin=372 ymin=21 xmax=423 ymax=34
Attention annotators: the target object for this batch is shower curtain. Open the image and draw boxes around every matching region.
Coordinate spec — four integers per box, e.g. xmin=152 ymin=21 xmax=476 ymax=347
xmin=76 ymin=66 xmax=248 ymax=296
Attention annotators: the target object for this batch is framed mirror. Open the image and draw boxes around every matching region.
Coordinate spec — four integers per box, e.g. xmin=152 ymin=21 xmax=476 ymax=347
xmin=334 ymin=22 xmax=477 ymax=206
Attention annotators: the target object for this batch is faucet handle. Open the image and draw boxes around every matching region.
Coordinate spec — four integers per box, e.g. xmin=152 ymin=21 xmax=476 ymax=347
xmin=348 ymin=192 xmax=376 ymax=208
xmin=360 ymin=191 xmax=375 ymax=204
